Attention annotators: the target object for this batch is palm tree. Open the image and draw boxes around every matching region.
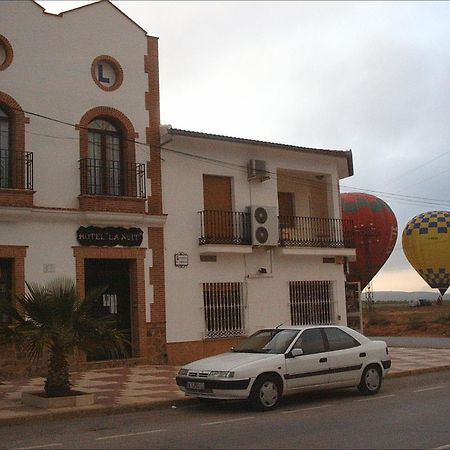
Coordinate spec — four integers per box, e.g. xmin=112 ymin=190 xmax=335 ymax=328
xmin=0 ymin=278 xmax=128 ymax=397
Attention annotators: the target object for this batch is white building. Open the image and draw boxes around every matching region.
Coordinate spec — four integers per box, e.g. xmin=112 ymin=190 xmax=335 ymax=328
xmin=0 ymin=0 xmax=166 ymax=375
xmin=160 ymin=127 xmax=357 ymax=365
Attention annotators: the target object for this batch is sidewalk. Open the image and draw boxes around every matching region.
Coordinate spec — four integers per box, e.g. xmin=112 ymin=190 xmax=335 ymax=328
xmin=1 ymin=347 xmax=450 ymax=425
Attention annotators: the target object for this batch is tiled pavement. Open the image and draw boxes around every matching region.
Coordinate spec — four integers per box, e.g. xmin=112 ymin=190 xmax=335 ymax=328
xmin=1 ymin=348 xmax=449 ymax=425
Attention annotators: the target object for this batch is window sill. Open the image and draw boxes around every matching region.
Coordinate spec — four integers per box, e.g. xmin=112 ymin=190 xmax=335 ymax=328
xmin=0 ymin=188 xmax=35 ymax=208
xmin=78 ymin=194 xmax=146 ymax=214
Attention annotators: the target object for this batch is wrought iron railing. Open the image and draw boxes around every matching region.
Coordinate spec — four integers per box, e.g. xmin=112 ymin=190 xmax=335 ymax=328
xmin=0 ymin=151 xmax=33 ymax=190
xmin=79 ymin=158 xmax=146 ymax=198
xmin=199 ymin=210 xmax=252 ymax=245
xmin=279 ymin=216 xmax=355 ymax=248
xmin=290 ymin=280 xmax=335 ymax=325
xmin=198 ymin=211 xmax=354 ymax=248
xmin=203 ymin=282 xmax=245 ymax=338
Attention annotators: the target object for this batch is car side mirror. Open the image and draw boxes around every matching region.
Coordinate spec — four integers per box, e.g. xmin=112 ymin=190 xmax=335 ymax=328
xmin=291 ymin=348 xmax=304 ymax=357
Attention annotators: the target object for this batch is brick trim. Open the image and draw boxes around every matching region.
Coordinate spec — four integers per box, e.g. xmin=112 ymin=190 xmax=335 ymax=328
xmin=167 ymin=337 xmax=243 ymax=366
xmin=0 ymin=92 xmax=33 ymax=206
xmin=78 ymin=106 xmax=136 ymax=162
xmin=147 ymin=227 xmax=167 ymax=363
xmin=145 ymin=36 xmax=162 ymax=215
xmin=77 ymin=107 xmax=145 ymax=213
xmin=91 ymin=55 xmax=123 ymax=92
xmin=0 ymin=91 xmax=26 ymax=154
xmin=0 ymin=34 xmax=13 ymax=71
xmin=73 ymin=246 xmax=147 ymax=358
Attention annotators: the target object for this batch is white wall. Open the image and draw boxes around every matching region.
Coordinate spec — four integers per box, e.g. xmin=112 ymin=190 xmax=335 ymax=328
xmin=0 ymin=1 xmax=149 ymax=209
xmin=162 ymin=134 xmax=349 ymax=343
xmin=0 ymin=1 xmax=152 ymax=288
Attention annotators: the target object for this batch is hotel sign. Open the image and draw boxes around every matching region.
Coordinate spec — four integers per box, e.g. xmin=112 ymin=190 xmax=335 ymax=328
xmin=77 ymin=226 xmax=143 ymax=247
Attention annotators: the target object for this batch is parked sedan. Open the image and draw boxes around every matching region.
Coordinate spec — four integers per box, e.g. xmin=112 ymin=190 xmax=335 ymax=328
xmin=176 ymin=325 xmax=391 ymax=411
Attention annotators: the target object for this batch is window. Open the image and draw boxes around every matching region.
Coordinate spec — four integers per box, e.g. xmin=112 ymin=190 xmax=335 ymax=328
xmin=293 ymin=328 xmax=326 ymax=355
xmin=323 ymin=327 xmax=360 ymax=351
xmin=0 ymin=259 xmax=12 ymax=324
xmin=0 ymin=106 xmax=10 ymax=188
xmin=203 ymin=282 xmax=244 ymax=338
xmin=290 ymin=280 xmax=334 ymax=325
xmin=233 ymin=329 xmax=299 ymax=354
xmin=87 ymin=119 xmax=122 ymax=196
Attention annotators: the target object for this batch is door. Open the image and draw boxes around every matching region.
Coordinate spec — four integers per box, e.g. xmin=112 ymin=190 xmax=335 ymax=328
xmin=324 ymin=327 xmax=363 ymax=384
xmin=85 ymin=259 xmax=131 ymax=361
xmin=278 ymin=192 xmax=295 ymax=239
xmin=203 ymin=174 xmax=233 ymax=242
xmin=0 ymin=259 xmax=12 ymax=324
xmin=285 ymin=328 xmax=330 ymax=390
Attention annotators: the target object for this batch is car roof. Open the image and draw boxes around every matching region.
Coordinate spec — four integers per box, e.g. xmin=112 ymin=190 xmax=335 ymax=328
xmin=273 ymin=325 xmax=348 ymax=330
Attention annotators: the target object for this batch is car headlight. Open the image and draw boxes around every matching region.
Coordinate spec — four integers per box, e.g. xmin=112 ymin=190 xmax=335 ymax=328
xmin=178 ymin=368 xmax=189 ymax=376
xmin=209 ymin=371 xmax=235 ymax=378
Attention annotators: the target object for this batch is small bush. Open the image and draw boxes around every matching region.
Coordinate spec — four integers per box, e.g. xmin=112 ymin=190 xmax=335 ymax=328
xmin=433 ymin=313 xmax=450 ymax=325
xmin=407 ymin=315 xmax=426 ymax=330
xmin=367 ymin=314 xmax=391 ymax=326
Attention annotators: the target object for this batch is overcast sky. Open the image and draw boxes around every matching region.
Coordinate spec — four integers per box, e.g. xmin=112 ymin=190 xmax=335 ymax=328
xmin=37 ymin=1 xmax=450 ymax=293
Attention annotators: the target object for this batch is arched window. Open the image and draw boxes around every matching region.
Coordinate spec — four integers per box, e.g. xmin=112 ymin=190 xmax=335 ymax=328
xmin=87 ymin=118 xmax=122 ymax=196
xmin=0 ymin=106 xmax=10 ymax=188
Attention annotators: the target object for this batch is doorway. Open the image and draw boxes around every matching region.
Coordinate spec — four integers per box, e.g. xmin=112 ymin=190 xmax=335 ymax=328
xmin=203 ymin=174 xmax=233 ymax=242
xmin=84 ymin=259 xmax=131 ymax=361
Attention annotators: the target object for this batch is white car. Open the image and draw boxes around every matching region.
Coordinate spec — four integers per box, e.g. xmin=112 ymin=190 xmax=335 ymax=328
xmin=176 ymin=325 xmax=391 ymax=410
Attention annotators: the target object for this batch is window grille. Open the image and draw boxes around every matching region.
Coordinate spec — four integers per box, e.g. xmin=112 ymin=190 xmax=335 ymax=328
xmin=289 ymin=281 xmax=334 ymax=325
xmin=203 ymin=282 xmax=245 ymax=338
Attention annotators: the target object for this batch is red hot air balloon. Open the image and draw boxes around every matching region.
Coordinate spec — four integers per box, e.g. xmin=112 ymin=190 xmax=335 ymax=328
xmin=341 ymin=193 xmax=398 ymax=290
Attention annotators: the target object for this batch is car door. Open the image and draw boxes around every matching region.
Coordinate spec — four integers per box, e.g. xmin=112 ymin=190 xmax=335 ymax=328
xmin=285 ymin=328 xmax=330 ymax=391
xmin=323 ymin=327 xmax=363 ymax=384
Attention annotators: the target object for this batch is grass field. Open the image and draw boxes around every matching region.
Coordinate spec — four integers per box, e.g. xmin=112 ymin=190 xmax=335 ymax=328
xmin=362 ymin=302 xmax=450 ymax=337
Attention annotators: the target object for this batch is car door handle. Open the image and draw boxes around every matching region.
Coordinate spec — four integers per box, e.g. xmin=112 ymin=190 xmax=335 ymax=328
xmin=359 ymin=352 xmax=366 ymax=357
xmin=319 ymin=357 xmax=327 ymax=363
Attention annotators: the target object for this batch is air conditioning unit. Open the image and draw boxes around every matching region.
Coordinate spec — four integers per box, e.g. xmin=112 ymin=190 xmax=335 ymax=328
xmin=249 ymin=205 xmax=278 ymax=246
xmin=247 ymin=159 xmax=270 ymax=181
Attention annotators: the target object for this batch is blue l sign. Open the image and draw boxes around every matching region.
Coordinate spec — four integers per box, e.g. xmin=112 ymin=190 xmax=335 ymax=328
xmin=97 ymin=63 xmax=110 ymax=83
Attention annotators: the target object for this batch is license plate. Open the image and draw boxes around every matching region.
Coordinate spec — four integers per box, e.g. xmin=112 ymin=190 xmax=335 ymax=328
xmin=187 ymin=381 xmax=205 ymax=391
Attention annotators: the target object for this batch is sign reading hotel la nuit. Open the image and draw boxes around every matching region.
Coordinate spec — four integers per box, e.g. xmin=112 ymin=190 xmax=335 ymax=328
xmin=77 ymin=226 xmax=143 ymax=247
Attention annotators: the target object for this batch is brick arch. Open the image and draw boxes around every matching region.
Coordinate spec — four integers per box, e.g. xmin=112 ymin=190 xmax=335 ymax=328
xmin=77 ymin=106 xmax=137 ymax=163
xmin=0 ymin=91 xmax=26 ymax=154
xmin=0 ymin=34 xmax=13 ymax=71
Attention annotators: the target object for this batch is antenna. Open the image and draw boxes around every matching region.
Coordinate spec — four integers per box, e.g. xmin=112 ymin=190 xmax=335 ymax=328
xmin=275 ymin=320 xmax=289 ymax=329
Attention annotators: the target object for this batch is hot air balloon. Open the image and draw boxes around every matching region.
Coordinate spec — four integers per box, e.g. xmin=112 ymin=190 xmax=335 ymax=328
xmin=341 ymin=193 xmax=398 ymax=290
xmin=402 ymin=210 xmax=450 ymax=296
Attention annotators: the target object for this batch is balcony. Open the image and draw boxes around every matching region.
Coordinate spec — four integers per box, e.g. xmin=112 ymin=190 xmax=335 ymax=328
xmin=199 ymin=210 xmax=251 ymax=246
xmin=279 ymin=216 xmax=355 ymax=248
xmin=198 ymin=210 xmax=355 ymax=253
xmin=0 ymin=151 xmax=34 ymax=207
xmin=79 ymin=158 xmax=146 ymax=213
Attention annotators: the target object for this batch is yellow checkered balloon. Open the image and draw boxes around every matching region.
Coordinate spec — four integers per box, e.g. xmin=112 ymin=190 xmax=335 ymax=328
xmin=402 ymin=210 xmax=450 ymax=295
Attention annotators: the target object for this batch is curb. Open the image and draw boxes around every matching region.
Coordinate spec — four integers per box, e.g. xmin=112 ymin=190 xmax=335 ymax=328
xmin=0 ymin=397 xmax=197 ymax=427
xmin=386 ymin=365 xmax=450 ymax=378
xmin=1 ymin=366 xmax=449 ymax=427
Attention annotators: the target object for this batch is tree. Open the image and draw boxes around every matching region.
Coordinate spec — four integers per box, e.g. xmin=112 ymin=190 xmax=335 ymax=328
xmin=0 ymin=278 xmax=128 ymax=397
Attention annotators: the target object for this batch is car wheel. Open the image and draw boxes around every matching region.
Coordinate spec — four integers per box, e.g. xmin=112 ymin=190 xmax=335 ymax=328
xmin=358 ymin=365 xmax=382 ymax=395
xmin=249 ymin=375 xmax=281 ymax=411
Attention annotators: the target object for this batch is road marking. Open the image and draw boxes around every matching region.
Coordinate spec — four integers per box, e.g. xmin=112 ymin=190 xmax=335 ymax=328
xmin=96 ymin=429 xmax=167 ymax=441
xmin=356 ymin=394 xmax=396 ymax=402
xmin=433 ymin=445 xmax=450 ymax=450
xmin=282 ymin=404 xmax=331 ymax=415
xmin=201 ymin=416 xmax=255 ymax=426
xmin=16 ymin=445 xmax=62 ymax=450
xmin=414 ymin=386 xmax=444 ymax=393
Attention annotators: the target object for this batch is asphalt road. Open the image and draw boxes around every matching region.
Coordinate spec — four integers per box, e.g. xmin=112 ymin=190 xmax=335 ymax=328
xmin=2 ymin=372 xmax=449 ymax=450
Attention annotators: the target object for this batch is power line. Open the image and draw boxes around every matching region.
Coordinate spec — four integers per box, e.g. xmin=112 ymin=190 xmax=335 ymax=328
xmin=11 ymin=105 xmax=450 ymax=209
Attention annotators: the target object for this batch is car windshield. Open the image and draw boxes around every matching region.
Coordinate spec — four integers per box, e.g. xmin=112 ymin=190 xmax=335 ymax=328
xmin=232 ymin=329 xmax=300 ymax=354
